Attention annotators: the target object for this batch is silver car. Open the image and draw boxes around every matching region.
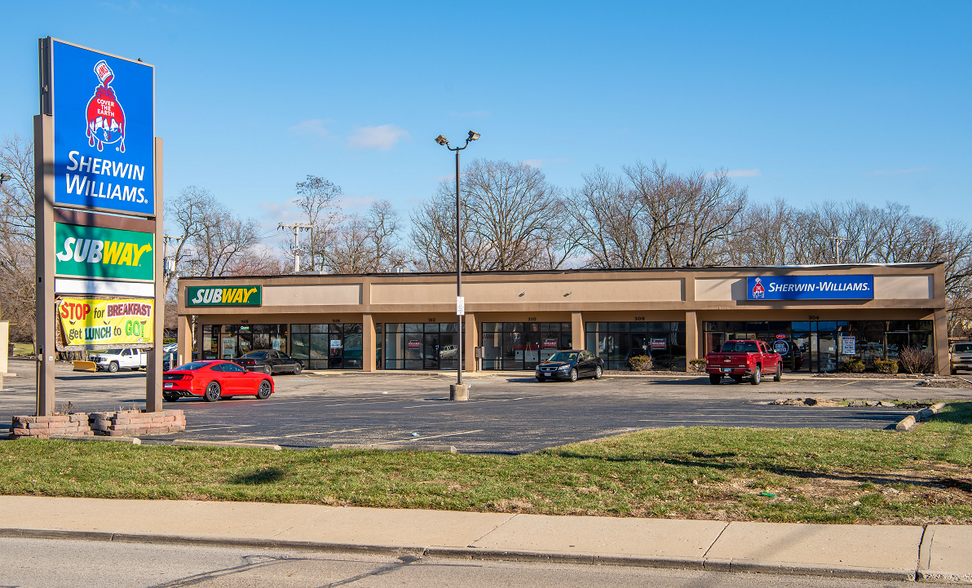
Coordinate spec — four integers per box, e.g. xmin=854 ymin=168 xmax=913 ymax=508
xmin=950 ymin=342 xmax=972 ymax=374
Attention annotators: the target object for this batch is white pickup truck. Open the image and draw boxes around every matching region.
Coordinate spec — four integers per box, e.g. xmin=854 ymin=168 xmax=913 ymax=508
xmin=89 ymin=348 xmax=148 ymax=372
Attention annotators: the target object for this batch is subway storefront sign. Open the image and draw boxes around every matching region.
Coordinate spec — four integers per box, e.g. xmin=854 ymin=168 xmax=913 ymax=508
xmin=186 ymin=286 xmax=262 ymax=307
xmin=58 ymin=297 xmax=154 ymax=348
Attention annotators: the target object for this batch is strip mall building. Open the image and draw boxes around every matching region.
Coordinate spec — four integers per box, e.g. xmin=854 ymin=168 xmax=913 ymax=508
xmin=175 ymin=263 xmax=948 ymax=375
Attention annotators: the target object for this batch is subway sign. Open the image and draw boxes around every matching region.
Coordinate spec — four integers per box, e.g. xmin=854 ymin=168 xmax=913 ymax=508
xmin=748 ymin=275 xmax=874 ymax=300
xmin=55 ymin=222 xmax=154 ymax=281
xmin=186 ymin=286 xmax=262 ymax=307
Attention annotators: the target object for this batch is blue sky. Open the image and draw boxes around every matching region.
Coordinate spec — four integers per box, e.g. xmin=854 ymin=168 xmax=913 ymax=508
xmin=3 ymin=1 xmax=970 ymax=246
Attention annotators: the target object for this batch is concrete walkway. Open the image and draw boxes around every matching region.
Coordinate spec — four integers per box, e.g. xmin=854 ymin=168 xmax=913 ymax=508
xmin=1 ymin=496 xmax=970 ymax=583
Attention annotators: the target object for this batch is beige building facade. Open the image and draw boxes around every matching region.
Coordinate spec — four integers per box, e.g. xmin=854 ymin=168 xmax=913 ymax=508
xmin=176 ymin=263 xmax=948 ymax=375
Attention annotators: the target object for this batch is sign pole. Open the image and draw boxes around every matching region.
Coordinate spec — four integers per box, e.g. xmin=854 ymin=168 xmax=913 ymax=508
xmin=145 ymin=137 xmax=164 ymax=412
xmin=34 ymin=114 xmax=56 ymax=416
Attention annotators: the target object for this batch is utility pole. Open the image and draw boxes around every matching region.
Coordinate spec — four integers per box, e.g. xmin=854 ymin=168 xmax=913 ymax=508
xmin=278 ymin=223 xmax=313 ymax=273
xmin=829 ymin=235 xmax=850 ymax=264
xmin=161 ymin=234 xmax=180 ymax=279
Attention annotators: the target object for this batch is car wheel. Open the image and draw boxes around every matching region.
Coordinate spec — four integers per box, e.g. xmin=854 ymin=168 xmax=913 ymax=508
xmin=774 ymin=363 xmax=782 ymax=382
xmin=263 ymin=365 xmax=272 ymax=375
xmin=709 ymin=373 xmax=721 ymax=385
xmin=750 ymin=365 xmax=762 ymax=386
xmin=204 ymin=382 xmax=221 ymax=402
xmin=293 ymin=363 xmax=302 ymax=375
xmin=256 ymin=380 xmax=272 ymax=399
xmin=594 ymin=365 xmax=603 ymax=380
xmin=108 ymin=362 xmax=118 ymax=373
xmin=536 ymin=376 xmax=545 ymax=382
xmin=569 ymin=369 xmax=578 ymax=382
xmin=163 ymin=393 xmax=178 ymax=402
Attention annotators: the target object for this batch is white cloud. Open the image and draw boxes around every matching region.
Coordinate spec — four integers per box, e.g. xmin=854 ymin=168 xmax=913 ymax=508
xmin=870 ymin=167 xmax=929 ymax=176
xmin=288 ymin=119 xmax=330 ymax=137
xmin=348 ymin=124 xmax=410 ymax=150
xmin=335 ymin=194 xmax=376 ymax=213
xmin=705 ymin=169 xmax=761 ymax=179
xmin=521 ymin=158 xmax=570 ymax=169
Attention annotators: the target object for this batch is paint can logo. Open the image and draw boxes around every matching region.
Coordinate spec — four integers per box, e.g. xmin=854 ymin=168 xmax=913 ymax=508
xmin=86 ymin=60 xmax=126 ymax=153
xmin=751 ymin=277 xmax=765 ymax=299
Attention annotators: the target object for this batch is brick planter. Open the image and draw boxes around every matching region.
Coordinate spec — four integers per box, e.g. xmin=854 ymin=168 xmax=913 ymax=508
xmin=9 ymin=410 xmax=185 ymax=439
xmin=89 ymin=410 xmax=186 ymax=436
xmin=10 ymin=414 xmax=93 ymax=439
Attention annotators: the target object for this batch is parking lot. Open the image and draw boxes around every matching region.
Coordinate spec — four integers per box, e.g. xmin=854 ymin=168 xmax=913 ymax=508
xmin=2 ymin=359 xmax=968 ymax=454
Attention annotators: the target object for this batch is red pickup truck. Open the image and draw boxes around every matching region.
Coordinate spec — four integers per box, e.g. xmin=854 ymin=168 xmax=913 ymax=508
xmin=705 ymin=339 xmax=782 ymax=385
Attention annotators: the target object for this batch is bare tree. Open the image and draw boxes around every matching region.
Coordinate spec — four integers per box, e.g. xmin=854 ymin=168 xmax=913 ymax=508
xmin=322 ymin=200 xmax=407 ymax=274
xmin=293 ymin=175 xmax=342 ymax=271
xmin=410 ymin=159 xmax=571 ymax=272
xmin=0 ymin=135 xmax=37 ymax=342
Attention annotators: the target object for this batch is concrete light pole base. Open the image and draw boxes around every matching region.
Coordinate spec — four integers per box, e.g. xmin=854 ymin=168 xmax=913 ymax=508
xmin=450 ymin=384 xmax=469 ymax=401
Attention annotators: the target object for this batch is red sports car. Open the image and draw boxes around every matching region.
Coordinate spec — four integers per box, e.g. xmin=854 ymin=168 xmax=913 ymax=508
xmin=162 ymin=360 xmax=274 ymax=402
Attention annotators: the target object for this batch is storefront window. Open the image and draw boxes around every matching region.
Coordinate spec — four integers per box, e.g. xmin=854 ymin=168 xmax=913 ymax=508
xmin=383 ymin=322 xmax=465 ymax=370
xmin=703 ymin=319 xmax=936 ymax=373
xmin=289 ymin=323 xmax=363 ymax=370
xmin=586 ymin=322 xmax=686 ymax=371
xmin=478 ymin=322 xmax=571 ymax=370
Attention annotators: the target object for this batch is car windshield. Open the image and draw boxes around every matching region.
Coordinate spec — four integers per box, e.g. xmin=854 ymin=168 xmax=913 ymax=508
xmin=954 ymin=343 xmax=972 ymax=353
xmin=549 ymin=352 xmax=579 ymax=362
xmin=241 ymin=351 xmax=268 ymax=359
xmin=100 ymin=349 xmax=122 ymax=355
xmin=721 ymin=342 xmax=759 ymax=353
xmin=173 ymin=362 xmax=210 ymax=371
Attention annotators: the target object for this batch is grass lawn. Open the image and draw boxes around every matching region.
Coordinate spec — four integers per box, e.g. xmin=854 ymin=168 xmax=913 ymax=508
xmin=2 ymin=403 xmax=970 ymax=524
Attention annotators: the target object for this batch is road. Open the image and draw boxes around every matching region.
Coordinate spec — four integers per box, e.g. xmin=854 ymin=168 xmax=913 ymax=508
xmin=0 ymin=537 xmax=926 ymax=588
xmin=0 ymin=358 xmax=959 ymax=453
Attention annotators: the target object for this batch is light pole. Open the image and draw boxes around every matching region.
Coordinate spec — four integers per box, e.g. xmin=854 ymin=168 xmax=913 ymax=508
xmin=435 ymin=131 xmax=479 ymax=401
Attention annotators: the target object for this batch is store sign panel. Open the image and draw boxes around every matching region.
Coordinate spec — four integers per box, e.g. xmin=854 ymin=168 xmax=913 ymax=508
xmin=747 ymin=276 xmax=874 ymax=300
xmin=48 ymin=39 xmax=155 ymax=216
xmin=55 ymin=222 xmax=154 ymax=280
xmin=186 ymin=286 xmax=262 ymax=307
xmin=58 ymin=297 xmax=154 ymax=347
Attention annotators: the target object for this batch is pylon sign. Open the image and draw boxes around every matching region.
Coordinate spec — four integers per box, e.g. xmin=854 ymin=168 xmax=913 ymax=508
xmin=43 ymin=39 xmax=155 ymax=217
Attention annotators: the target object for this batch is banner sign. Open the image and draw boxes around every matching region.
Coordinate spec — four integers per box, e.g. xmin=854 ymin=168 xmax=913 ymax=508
xmin=747 ymin=275 xmax=874 ymax=300
xmin=55 ymin=222 xmax=154 ymax=280
xmin=58 ymin=297 xmax=154 ymax=347
xmin=47 ymin=39 xmax=155 ymax=216
xmin=186 ymin=286 xmax=262 ymax=307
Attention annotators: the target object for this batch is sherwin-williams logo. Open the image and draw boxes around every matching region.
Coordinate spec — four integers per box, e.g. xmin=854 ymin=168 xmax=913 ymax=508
xmin=54 ymin=223 xmax=154 ymax=281
xmin=87 ymin=60 xmax=126 ymax=153
xmin=747 ymin=276 xmax=874 ymax=300
xmin=186 ymin=286 xmax=262 ymax=307
xmin=751 ymin=277 xmax=765 ymax=299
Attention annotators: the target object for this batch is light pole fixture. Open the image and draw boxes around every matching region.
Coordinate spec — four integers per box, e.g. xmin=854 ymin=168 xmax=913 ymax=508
xmin=435 ymin=130 xmax=479 ymax=401
xmin=0 ymin=173 xmax=11 ymax=185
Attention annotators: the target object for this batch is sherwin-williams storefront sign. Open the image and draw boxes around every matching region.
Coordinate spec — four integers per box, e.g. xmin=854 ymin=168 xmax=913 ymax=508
xmin=55 ymin=223 xmax=154 ymax=281
xmin=58 ymin=297 xmax=154 ymax=347
xmin=46 ymin=39 xmax=155 ymax=216
xmin=747 ymin=275 xmax=874 ymax=300
xmin=186 ymin=286 xmax=262 ymax=307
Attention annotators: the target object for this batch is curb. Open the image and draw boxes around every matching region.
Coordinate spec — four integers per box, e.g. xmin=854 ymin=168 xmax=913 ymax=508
xmin=895 ymin=402 xmax=948 ymax=431
xmin=0 ymin=527 xmax=925 ymax=582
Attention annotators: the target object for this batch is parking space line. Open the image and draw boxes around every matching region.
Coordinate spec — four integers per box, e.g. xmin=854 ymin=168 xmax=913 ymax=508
xmin=383 ymin=429 xmax=484 ymax=443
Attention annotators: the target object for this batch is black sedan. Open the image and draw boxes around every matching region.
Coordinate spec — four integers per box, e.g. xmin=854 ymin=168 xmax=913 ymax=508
xmin=233 ymin=349 xmax=303 ymax=375
xmin=536 ymin=350 xmax=604 ymax=382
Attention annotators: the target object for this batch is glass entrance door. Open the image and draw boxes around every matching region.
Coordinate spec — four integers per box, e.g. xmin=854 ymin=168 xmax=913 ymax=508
xmin=424 ymin=333 xmax=440 ymax=370
xmin=818 ymin=332 xmax=837 ymax=373
xmin=791 ymin=332 xmax=811 ymax=372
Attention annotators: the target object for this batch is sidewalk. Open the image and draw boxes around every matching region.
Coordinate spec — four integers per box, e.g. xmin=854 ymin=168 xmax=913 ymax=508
xmin=1 ymin=496 xmax=970 ymax=583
